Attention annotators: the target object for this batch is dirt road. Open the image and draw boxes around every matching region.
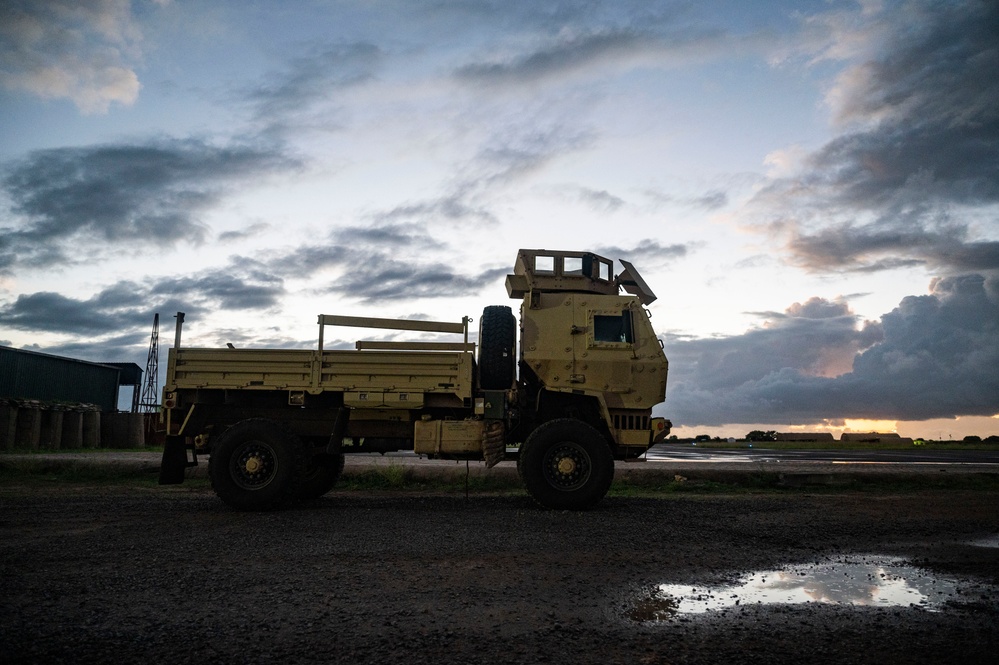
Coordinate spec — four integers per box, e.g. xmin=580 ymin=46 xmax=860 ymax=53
xmin=2 ymin=483 xmax=998 ymax=664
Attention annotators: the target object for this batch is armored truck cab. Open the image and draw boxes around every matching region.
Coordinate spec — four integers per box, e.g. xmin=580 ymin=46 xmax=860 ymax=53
xmin=507 ymin=250 xmax=668 ymax=459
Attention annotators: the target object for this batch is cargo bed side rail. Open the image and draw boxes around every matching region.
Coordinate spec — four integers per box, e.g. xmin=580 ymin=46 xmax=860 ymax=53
xmin=317 ymin=314 xmax=472 ymax=353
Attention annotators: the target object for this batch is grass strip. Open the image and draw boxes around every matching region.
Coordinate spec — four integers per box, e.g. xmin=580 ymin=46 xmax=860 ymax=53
xmin=0 ymin=457 xmax=162 ymax=485
xmin=2 ymin=457 xmax=997 ymax=495
xmin=337 ymin=465 xmax=523 ymax=493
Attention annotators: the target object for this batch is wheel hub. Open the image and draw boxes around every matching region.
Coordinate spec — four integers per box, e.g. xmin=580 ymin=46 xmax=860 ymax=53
xmin=232 ymin=442 xmax=277 ymax=489
xmin=244 ymin=455 xmax=262 ymax=474
xmin=543 ymin=442 xmax=591 ymax=491
xmin=557 ymin=457 xmax=577 ymax=475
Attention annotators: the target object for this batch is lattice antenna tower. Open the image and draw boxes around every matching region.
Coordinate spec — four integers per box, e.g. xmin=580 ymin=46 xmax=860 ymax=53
xmin=139 ymin=313 xmax=160 ymax=413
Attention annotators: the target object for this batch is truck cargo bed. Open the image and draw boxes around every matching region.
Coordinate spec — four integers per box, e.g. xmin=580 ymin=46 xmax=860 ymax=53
xmin=167 ymin=347 xmax=474 ymax=401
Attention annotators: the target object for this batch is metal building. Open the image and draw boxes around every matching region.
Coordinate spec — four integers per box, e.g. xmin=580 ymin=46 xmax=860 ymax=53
xmin=0 ymin=346 xmax=123 ymax=412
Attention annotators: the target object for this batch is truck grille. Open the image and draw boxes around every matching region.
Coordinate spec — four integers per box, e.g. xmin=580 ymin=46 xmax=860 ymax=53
xmin=613 ymin=414 xmax=650 ymax=431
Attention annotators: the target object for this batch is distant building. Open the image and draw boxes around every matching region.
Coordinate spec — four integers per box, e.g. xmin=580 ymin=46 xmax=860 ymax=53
xmin=0 ymin=346 xmax=123 ymax=411
xmin=775 ymin=432 xmax=835 ymax=442
xmin=0 ymin=346 xmax=146 ymax=450
xmin=841 ymin=432 xmax=913 ymax=444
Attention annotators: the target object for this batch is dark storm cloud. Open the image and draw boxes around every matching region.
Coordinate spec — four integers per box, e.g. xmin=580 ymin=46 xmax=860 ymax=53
xmin=267 ymin=222 xmax=439 ymax=275
xmin=361 ymin=123 xmax=595 ymax=231
xmin=690 ymin=191 xmax=728 ymax=210
xmin=389 ymin=0 xmax=694 ymax=41
xmin=334 ymin=222 xmax=444 ymax=249
xmin=0 ymin=290 xmax=142 ymax=335
xmin=841 ymin=274 xmax=999 ymax=418
xmin=642 ymin=187 xmax=730 ymax=211
xmin=757 ymin=0 xmax=999 ymax=274
xmin=576 ymin=187 xmax=625 ymax=211
xmin=788 ymin=223 xmax=999 ymax=273
xmin=452 ymin=14 xmax=734 ymax=90
xmin=374 ymin=197 xmax=498 ymax=226
xmin=330 ymin=262 xmax=509 ymax=302
xmin=243 ymin=42 xmax=384 ymax=137
xmin=37 ymin=332 xmax=153 ymax=365
xmin=247 ymin=42 xmax=382 ymax=113
xmin=595 ymin=240 xmax=690 ymax=270
xmin=218 ymin=222 xmax=270 ymax=243
xmin=0 ymin=138 xmax=298 ymax=271
xmin=665 ymin=274 xmax=999 ymax=426
xmin=151 ymin=272 xmax=284 ymax=311
xmin=0 ymin=269 xmax=285 ymax=336
xmin=264 ymin=222 xmax=507 ymax=303
xmin=454 ymin=30 xmax=655 ymax=85
xmin=669 ymin=297 xmax=881 ymax=392
xmin=475 ymin=124 xmax=596 ymax=186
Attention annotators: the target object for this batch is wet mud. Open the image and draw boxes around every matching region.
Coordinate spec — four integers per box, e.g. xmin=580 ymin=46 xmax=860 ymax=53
xmin=1 ymin=485 xmax=998 ymax=664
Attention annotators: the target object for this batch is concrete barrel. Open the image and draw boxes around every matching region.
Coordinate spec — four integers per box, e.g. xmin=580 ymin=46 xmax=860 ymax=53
xmin=102 ymin=413 xmax=147 ymax=448
xmin=15 ymin=407 xmax=42 ymax=449
xmin=101 ymin=414 xmax=118 ymax=449
xmin=61 ymin=411 xmax=84 ymax=448
xmin=39 ymin=410 xmax=64 ymax=450
xmin=82 ymin=411 xmax=101 ymax=448
xmin=129 ymin=413 xmax=146 ymax=448
xmin=0 ymin=403 xmax=17 ymax=450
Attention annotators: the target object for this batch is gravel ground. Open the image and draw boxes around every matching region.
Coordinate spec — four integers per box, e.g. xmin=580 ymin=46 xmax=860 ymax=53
xmin=2 ymin=482 xmax=998 ymax=664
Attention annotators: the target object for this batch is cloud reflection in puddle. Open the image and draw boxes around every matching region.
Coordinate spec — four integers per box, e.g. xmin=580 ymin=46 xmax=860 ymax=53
xmin=630 ymin=555 xmax=994 ymax=621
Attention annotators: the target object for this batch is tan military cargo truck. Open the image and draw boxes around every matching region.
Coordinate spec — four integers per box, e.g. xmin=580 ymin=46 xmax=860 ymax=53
xmin=159 ymin=249 xmax=670 ymax=510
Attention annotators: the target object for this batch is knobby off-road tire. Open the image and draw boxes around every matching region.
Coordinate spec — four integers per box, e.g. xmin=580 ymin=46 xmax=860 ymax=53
xmin=293 ymin=453 xmax=345 ymax=500
xmin=478 ymin=305 xmax=516 ymax=390
xmin=519 ymin=418 xmax=615 ymax=510
xmin=208 ymin=418 xmax=304 ymax=511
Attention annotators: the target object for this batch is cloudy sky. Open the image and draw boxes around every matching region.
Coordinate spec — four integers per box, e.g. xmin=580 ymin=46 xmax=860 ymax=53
xmin=1 ymin=0 xmax=997 ymax=439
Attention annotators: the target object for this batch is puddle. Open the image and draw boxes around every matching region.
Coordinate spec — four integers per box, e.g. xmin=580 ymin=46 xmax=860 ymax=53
xmin=969 ymin=534 xmax=999 ymax=548
xmin=630 ymin=555 xmax=995 ymax=621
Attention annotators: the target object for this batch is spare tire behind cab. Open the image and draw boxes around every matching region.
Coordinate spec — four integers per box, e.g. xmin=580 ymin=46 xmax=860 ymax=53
xmin=478 ymin=305 xmax=516 ymax=390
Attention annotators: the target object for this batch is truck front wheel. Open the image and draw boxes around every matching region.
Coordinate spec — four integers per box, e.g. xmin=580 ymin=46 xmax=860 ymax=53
xmin=520 ymin=419 xmax=614 ymax=510
xmin=208 ymin=419 xmax=303 ymax=511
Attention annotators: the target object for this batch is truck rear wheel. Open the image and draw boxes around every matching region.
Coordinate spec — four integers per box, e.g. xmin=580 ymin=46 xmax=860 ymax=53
xmin=478 ymin=305 xmax=516 ymax=390
xmin=208 ymin=418 xmax=303 ymax=511
xmin=293 ymin=453 xmax=345 ymax=499
xmin=519 ymin=418 xmax=614 ymax=510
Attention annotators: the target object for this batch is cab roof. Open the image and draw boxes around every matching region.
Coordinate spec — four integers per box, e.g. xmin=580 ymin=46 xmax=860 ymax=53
xmin=505 ymin=249 xmax=657 ymax=305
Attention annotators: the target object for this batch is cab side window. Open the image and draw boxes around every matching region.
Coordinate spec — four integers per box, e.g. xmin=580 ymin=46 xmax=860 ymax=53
xmin=593 ymin=312 xmax=633 ymax=343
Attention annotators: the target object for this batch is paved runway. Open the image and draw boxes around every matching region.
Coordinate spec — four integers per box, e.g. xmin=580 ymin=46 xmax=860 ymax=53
xmin=645 ymin=444 xmax=999 ymax=465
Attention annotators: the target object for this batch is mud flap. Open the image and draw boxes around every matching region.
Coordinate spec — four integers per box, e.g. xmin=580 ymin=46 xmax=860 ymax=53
xmin=482 ymin=420 xmax=505 ymax=468
xmin=159 ymin=435 xmax=192 ymax=485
